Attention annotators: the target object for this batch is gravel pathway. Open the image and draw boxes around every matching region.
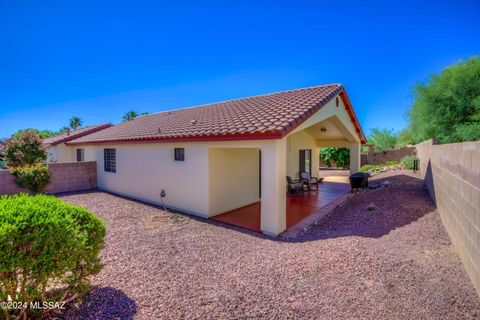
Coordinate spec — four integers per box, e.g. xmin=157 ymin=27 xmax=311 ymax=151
xmin=59 ymin=171 xmax=480 ymax=319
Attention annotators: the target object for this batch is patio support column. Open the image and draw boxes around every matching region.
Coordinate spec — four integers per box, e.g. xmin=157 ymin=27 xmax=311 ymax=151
xmin=349 ymin=142 xmax=361 ymax=174
xmin=260 ymin=139 xmax=287 ymax=236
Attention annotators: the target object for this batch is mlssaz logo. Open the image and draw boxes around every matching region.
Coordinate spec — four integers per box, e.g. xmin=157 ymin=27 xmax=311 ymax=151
xmin=30 ymin=301 xmax=66 ymax=310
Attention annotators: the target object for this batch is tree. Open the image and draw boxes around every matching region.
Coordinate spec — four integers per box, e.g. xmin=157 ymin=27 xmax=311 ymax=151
xmin=3 ymin=130 xmax=47 ymax=167
xmin=11 ymin=128 xmax=55 ymax=139
xmin=408 ymin=56 xmax=480 ymax=144
xmin=368 ymin=127 xmax=398 ymax=151
xmin=122 ymin=110 xmax=139 ymax=122
xmin=4 ymin=130 xmax=50 ymax=192
xmin=320 ymin=148 xmax=350 ymax=169
xmin=396 ymin=127 xmax=415 ymax=148
xmin=69 ymin=116 xmax=83 ymax=130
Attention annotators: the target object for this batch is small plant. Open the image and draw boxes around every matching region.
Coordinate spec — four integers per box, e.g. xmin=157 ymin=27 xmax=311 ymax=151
xmin=401 ymin=155 xmax=418 ymax=170
xmin=8 ymin=163 xmax=51 ymax=193
xmin=0 ymin=194 xmax=106 ymax=319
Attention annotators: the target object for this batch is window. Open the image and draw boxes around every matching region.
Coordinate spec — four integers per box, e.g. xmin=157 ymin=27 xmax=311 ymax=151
xmin=76 ymin=148 xmax=85 ymax=162
xmin=104 ymin=148 xmax=116 ymax=172
xmin=174 ymin=148 xmax=185 ymax=161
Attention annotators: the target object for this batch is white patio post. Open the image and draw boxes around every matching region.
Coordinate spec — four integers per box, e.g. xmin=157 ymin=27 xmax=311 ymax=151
xmin=260 ymin=139 xmax=287 ymax=236
xmin=349 ymin=142 xmax=361 ymax=174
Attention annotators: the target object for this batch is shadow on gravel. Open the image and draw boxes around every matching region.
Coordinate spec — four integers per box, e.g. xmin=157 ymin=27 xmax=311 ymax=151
xmin=292 ymin=174 xmax=436 ymax=242
xmin=61 ymin=286 xmax=137 ymax=320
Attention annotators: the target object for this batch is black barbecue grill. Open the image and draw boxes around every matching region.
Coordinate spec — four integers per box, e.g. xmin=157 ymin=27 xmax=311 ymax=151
xmin=349 ymin=172 xmax=369 ymax=192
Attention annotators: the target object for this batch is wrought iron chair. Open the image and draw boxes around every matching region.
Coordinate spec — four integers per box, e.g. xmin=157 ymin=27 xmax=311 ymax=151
xmin=286 ymin=176 xmax=304 ymax=195
xmin=300 ymin=172 xmax=322 ymax=191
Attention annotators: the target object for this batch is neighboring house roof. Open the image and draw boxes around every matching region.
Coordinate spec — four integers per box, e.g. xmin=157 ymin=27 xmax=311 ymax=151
xmin=43 ymin=123 xmax=112 ymax=146
xmin=68 ymin=84 xmax=366 ymax=145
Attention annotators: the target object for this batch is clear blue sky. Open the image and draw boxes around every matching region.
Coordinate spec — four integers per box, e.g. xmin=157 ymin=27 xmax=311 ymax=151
xmin=1 ymin=0 xmax=479 ymax=138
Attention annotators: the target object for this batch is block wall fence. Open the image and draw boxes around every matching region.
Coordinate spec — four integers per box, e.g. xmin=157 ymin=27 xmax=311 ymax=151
xmin=415 ymin=139 xmax=480 ymax=296
xmin=360 ymin=146 xmax=415 ymax=166
xmin=0 ymin=161 xmax=97 ymax=195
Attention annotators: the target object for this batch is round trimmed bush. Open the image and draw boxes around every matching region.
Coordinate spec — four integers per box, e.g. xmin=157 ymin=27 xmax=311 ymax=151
xmin=0 ymin=194 xmax=105 ymax=318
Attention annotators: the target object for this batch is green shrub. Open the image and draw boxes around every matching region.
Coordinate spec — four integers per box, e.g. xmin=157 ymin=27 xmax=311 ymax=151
xmin=0 ymin=160 xmax=6 ymax=169
xmin=0 ymin=194 xmax=106 ymax=319
xmin=9 ymin=163 xmax=51 ymax=193
xmin=401 ymin=155 xmax=418 ymax=170
xmin=320 ymin=147 xmax=350 ymax=168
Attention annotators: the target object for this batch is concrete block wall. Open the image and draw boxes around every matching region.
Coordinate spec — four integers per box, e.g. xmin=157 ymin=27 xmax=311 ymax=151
xmin=0 ymin=161 xmax=97 ymax=195
xmin=416 ymin=139 xmax=480 ymax=296
xmin=361 ymin=147 xmax=415 ymax=166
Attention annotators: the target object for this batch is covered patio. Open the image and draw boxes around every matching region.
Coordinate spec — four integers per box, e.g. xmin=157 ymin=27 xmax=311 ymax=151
xmin=212 ymin=176 xmax=350 ymax=233
xmin=206 ymin=88 xmax=366 ymax=236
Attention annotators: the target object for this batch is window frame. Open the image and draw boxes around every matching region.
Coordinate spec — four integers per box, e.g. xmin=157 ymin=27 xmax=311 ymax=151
xmin=76 ymin=148 xmax=85 ymax=162
xmin=104 ymin=148 xmax=116 ymax=173
xmin=174 ymin=148 xmax=185 ymax=161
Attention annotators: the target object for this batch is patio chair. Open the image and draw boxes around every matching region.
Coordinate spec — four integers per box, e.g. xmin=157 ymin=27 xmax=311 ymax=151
xmin=286 ymin=176 xmax=304 ymax=195
xmin=300 ymin=172 xmax=323 ymax=191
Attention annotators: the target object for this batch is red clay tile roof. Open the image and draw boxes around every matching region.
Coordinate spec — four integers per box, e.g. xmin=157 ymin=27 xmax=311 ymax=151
xmin=43 ymin=123 xmax=112 ymax=146
xmin=68 ymin=84 xmax=366 ymax=145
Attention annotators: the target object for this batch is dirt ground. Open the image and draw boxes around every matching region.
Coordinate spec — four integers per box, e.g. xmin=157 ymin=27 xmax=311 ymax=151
xmin=58 ymin=170 xmax=480 ymax=319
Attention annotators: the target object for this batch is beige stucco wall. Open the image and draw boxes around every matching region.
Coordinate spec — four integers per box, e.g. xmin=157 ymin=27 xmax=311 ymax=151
xmin=47 ymin=144 xmax=76 ymax=163
xmin=80 ymin=139 xmax=287 ymax=235
xmin=47 ymin=144 xmax=89 ymax=164
xmin=83 ymin=143 xmax=210 ymax=217
xmin=82 ymin=140 xmax=280 ymax=217
xmin=286 ymin=130 xmax=319 ymax=179
xmin=416 ymin=139 xmax=480 ymax=296
xmin=208 ymin=148 xmax=260 ymax=216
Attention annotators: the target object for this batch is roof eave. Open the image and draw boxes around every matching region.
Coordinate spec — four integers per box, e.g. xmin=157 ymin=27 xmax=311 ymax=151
xmin=66 ymin=131 xmax=284 ymax=146
xmin=46 ymin=124 xmax=113 ymax=146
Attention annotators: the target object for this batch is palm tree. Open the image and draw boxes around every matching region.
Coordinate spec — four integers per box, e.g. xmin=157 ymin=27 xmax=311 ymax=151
xmin=122 ymin=110 xmax=139 ymax=122
xmin=69 ymin=116 xmax=83 ymax=130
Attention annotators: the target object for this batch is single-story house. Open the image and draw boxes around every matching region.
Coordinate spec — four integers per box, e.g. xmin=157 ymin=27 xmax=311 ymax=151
xmin=43 ymin=123 xmax=112 ymax=163
xmin=59 ymin=84 xmax=366 ymax=236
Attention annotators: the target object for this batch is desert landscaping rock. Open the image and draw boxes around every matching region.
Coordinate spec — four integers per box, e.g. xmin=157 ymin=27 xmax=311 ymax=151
xmin=58 ymin=171 xmax=480 ymax=319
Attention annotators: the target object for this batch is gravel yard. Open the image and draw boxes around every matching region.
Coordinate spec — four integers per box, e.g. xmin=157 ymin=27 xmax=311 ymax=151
xmin=59 ymin=171 xmax=480 ymax=319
